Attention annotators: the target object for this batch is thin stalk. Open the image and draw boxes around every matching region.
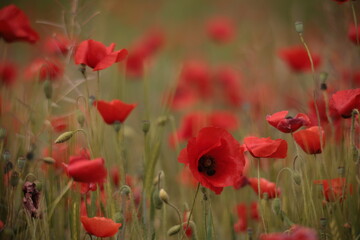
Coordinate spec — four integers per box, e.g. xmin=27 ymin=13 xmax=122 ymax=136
xmin=181 ymin=183 xmax=201 ymax=240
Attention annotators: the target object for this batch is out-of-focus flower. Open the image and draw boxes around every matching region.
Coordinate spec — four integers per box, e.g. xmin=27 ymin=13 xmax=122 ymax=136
xmin=244 ymin=136 xmax=288 ymax=159
xmin=81 ymin=216 xmax=122 ymax=237
xmin=314 ymin=177 xmax=352 ymax=202
xmin=206 ymin=16 xmax=235 ymax=44
xmin=248 ymin=178 xmax=280 ymax=199
xmin=278 ymin=46 xmax=321 ymax=72
xmin=330 ymin=88 xmax=360 ymax=118
xmin=165 ymin=84 xmax=198 ymax=110
xmin=93 ymin=99 xmax=136 ymax=125
xmin=233 ymin=202 xmax=260 ymax=233
xmin=260 ymin=225 xmax=318 ymax=240
xmin=0 ymin=220 xmax=4 ymax=231
xmin=43 ymin=34 xmax=72 ymax=56
xmin=50 ymin=116 xmax=69 ymax=133
xmin=293 ymin=126 xmax=325 ymax=154
xmin=266 ymin=110 xmax=311 ymax=133
xmin=0 ymin=61 xmax=17 ymax=86
xmin=25 ymin=58 xmax=64 ymax=81
xmin=0 ymin=4 xmax=39 ymax=43
xmin=42 ymin=143 xmax=68 ymax=169
xmin=308 ymin=95 xmax=341 ymax=126
xmin=348 ymin=24 xmax=360 ymax=45
xmin=64 ymin=157 xmax=107 ymax=183
xmin=23 ymin=181 xmax=40 ymax=218
xmin=178 ymin=127 xmax=246 ymax=194
xmin=75 ymin=39 xmax=128 ymax=71
xmin=333 ymin=0 xmax=349 ymax=3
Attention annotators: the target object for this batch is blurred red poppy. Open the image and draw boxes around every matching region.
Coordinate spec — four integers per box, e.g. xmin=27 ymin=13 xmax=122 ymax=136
xmin=248 ymin=178 xmax=280 ymax=199
xmin=0 ymin=4 xmax=39 ymax=43
xmin=308 ymin=95 xmax=341 ymax=125
xmin=43 ymin=34 xmax=72 ymax=56
xmin=81 ymin=216 xmax=121 ymax=237
xmin=234 ymin=204 xmax=247 ymax=232
xmin=0 ymin=61 xmax=17 ymax=86
xmin=206 ymin=17 xmax=235 ymax=44
xmin=333 ymin=0 xmax=349 ymax=3
xmin=348 ymin=24 xmax=360 ymax=45
xmin=330 ymin=88 xmax=360 ymax=118
xmin=260 ymin=225 xmax=317 ymax=240
xmin=266 ymin=110 xmax=310 ymax=133
xmin=278 ymin=46 xmax=321 ymax=72
xmin=244 ymin=136 xmax=288 ymax=159
xmin=314 ymin=177 xmax=352 ymax=202
xmin=165 ymin=83 xmax=198 ymax=110
xmin=93 ymin=99 xmax=136 ymax=124
xmin=75 ymin=39 xmax=128 ymax=71
xmin=25 ymin=58 xmax=64 ymax=81
xmin=50 ymin=116 xmax=69 ymax=133
xmin=293 ymin=126 xmax=325 ymax=154
xmin=64 ymin=157 xmax=107 ymax=183
xmin=178 ymin=127 xmax=246 ymax=194
xmin=42 ymin=143 xmax=68 ymax=169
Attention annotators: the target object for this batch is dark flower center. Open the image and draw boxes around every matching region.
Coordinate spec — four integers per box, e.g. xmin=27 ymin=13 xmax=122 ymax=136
xmin=285 ymin=116 xmax=293 ymax=119
xmin=198 ymin=155 xmax=216 ymax=176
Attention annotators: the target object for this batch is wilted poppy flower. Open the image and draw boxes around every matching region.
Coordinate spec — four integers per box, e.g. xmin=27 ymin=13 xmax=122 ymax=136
xmin=314 ymin=177 xmax=352 ymax=202
xmin=0 ymin=61 xmax=17 ymax=86
xmin=278 ymin=46 xmax=321 ymax=72
xmin=206 ymin=17 xmax=235 ymax=44
xmin=0 ymin=5 xmax=39 ymax=43
xmin=178 ymin=127 xmax=246 ymax=194
xmin=94 ymin=99 xmax=136 ymax=125
xmin=266 ymin=110 xmax=311 ymax=133
xmin=214 ymin=66 xmax=243 ymax=107
xmin=244 ymin=136 xmax=288 ymax=159
xmin=330 ymin=88 xmax=360 ymax=118
xmin=81 ymin=216 xmax=122 ymax=237
xmin=25 ymin=58 xmax=64 ymax=81
xmin=64 ymin=157 xmax=107 ymax=183
xmin=248 ymin=178 xmax=280 ymax=199
xmin=43 ymin=34 xmax=72 ymax=56
xmin=75 ymin=39 xmax=128 ymax=71
xmin=348 ymin=24 xmax=360 ymax=45
xmin=293 ymin=126 xmax=325 ymax=154
xmin=23 ymin=181 xmax=40 ymax=218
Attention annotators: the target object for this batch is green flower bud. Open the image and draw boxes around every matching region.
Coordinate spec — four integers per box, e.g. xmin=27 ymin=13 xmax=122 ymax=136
xmin=167 ymin=225 xmax=181 ymax=236
xmin=43 ymin=80 xmax=52 ymax=99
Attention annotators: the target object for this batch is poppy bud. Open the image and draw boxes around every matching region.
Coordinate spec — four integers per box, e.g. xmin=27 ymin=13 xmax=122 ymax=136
xmin=54 ymin=130 xmax=77 ymax=144
xmin=152 ymin=189 xmax=163 ymax=210
xmin=77 ymin=111 xmax=85 ymax=127
xmin=3 ymin=150 xmax=10 ymax=161
xmin=17 ymin=157 xmax=26 ymax=170
xmin=159 ymin=188 xmax=169 ymax=204
xmin=167 ymin=225 xmax=181 ymax=236
xmin=142 ymin=120 xmax=150 ymax=134
xmin=113 ymin=121 xmax=121 ymax=133
xmin=272 ymin=198 xmax=281 ymax=215
xmin=0 ymin=128 xmax=6 ymax=139
xmin=293 ymin=171 xmax=301 ymax=185
xmin=42 ymin=157 xmax=55 ymax=164
xmin=4 ymin=161 xmax=13 ymax=174
xmin=43 ymin=80 xmax=52 ymax=99
xmin=10 ymin=171 xmax=19 ymax=187
xmin=120 ymin=185 xmax=131 ymax=196
xmin=295 ymin=21 xmax=304 ymax=34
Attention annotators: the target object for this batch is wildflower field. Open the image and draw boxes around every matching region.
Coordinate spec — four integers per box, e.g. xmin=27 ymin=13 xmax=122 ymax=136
xmin=1 ymin=0 xmax=360 ymax=239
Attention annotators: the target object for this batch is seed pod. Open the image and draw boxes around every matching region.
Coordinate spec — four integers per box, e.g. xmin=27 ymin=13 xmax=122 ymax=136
xmin=159 ymin=189 xmax=169 ymax=204
xmin=294 ymin=21 xmax=303 ymax=34
xmin=167 ymin=225 xmax=181 ymax=236
xmin=142 ymin=120 xmax=150 ymax=134
xmin=77 ymin=111 xmax=85 ymax=127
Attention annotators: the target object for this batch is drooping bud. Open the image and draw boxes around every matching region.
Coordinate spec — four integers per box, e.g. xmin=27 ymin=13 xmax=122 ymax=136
xmin=294 ymin=21 xmax=304 ymax=34
xmin=159 ymin=188 xmax=169 ymax=204
xmin=293 ymin=171 xmax=301 ymax=185
xmin=272 ymin=198 xmax=281 ymax=215
xmin=142 ymin=120 xmax=150 ymax=134
xmin=54 ymin=130 xmax=78 ymax=144
xmin=120 ymin=185 xmax=131 ymax=196
xmin=167 ymin=225 xmax=181 ymax=236
xmin=77 ymin=111 xmax=85 ymax=127
xmin=152 ymin=189 xmax=163 ymax=210
xmin=43 ymin=80 xmax=52 ymax=99
xmin=42 ymin=157 xmax=55 ymax=164
xmin=157 ymin=116 xmax=169 ymax=126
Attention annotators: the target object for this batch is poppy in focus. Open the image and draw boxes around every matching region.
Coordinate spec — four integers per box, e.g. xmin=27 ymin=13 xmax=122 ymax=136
xmin=178 ymin=127 xmax=246 ymax=194
xmin=293 ymin=126 xmax=325 ymax=154
xmin=266 ymin=110 xmax=311 ymax=133
xmin=81 ymin=216 xmax=122 ymax=237
xmin=94 ymin=99 xmax=136 ymax=125
xmin=330 ymin=88 xmax=360 ymax=118
xmin=64 ymin=157 xmax=107 ymax=183
xmin=244 ymin=136 xmax=288 ymax=159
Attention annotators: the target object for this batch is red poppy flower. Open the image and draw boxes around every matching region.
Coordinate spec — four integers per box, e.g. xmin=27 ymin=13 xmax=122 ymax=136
xmin=24 ymin=58 xmax=64 ymax=81
xmin=248 ymin=178 xmax=280 ymax=199
xmin=260 ymin=226 xmax=317 ymax=240
xmin=348 ymin=24 xmax=360 ymax=45
xmin=75 ymin=39 xmax=128 ymax=71
xmin=214 ymin=66 xmax=243 ymax=107
xmin=64 ymin=157 xmax=107 ymax=183
xmin=206 ymin=17 xmax=235 ymax=44
xmin=266 ymin=110 xmax=311 ymax=133
xmin=93 ymin=99 xmax=136 ymax=124
xmin=178 ymin=127 xmax=246 ymax=194
xmin=293 ymin=126 xmax=325 ymax=154
xmin=50 ymin=116 xmax=69 ymax=133
xmin=0 ymin=61 xmax=16 ymax=86
xmin=308 ymin=95 xmax=341 ymax=125
xmin=234 ymin=204 xmax=247 ymax=232
xmin=250 ymin=202 xmax=260 ymax=221
xmin=125 ymin=49 xmax=146 ymax=78
xmin=314 ymin=177 xmax=352 ymax=202
xmin=330 ymin=88 xmax=360 ymax=118
xmin=278 ymin=46 xmax=321 ymax=72
xmin=244 ymin=136 xmax=288 ymax=159
xmin=0 ymin=5 xmax=39 ymax=43
xmin=43 ymin=34 xmax=72 ymax=56
xmin=81 ymin=216 xmax=121 ymax=237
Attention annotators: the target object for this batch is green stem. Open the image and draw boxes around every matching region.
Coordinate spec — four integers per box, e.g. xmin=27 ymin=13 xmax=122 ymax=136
xmin=48 ymin=179 xmax=74 ymax=220
xmin=181 ymin=183 xmax=200 ymax=240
